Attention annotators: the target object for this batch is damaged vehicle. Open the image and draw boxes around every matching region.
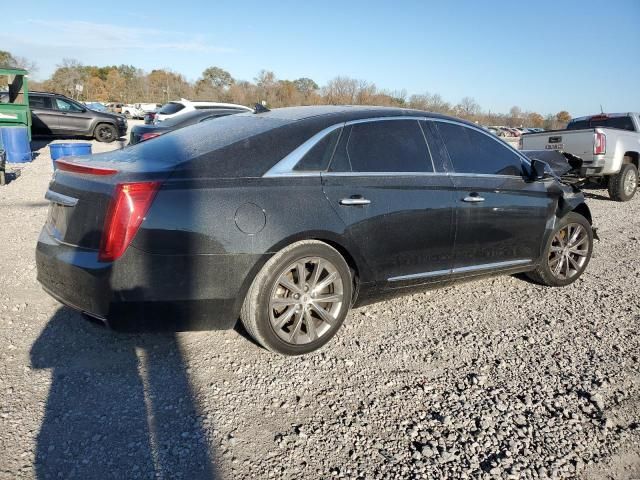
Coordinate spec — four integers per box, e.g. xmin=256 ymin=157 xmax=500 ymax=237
xmin=521 ymin=112 xmax=640 ymax=201
xmin=36 ymin=106 xmax=594 ymax=355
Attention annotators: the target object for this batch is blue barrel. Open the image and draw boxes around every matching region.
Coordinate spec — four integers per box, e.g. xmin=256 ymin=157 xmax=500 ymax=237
xmin=0 ymin=126 xmax=32 ymax=163
xmin=50 ymin=143 xmax=92 ymax=169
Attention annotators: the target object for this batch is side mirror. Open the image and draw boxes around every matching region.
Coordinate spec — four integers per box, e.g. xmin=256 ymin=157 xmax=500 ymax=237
xmin=530 ymin=158 xmax=551 ymax=181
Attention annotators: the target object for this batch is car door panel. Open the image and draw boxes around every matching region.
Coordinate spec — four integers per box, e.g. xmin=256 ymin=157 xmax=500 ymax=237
xmin=450 ymin=174 xmax=555 ymax=270
xmin=319 ymin=119 xmax=456 ymax=286
xmin=29 ymin=96 xmax=57 ymax=134
xmin=322 ymin=173 xmax=456 ymax=285
xmin=431 ymin=120 xmax=554 ymax=272
xmin=54 ymin=98 xmax=93 ymax=135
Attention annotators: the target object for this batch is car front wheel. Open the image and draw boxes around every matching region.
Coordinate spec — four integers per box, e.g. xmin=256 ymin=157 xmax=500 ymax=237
xmin=241 ymin=240 xmax=352 ymax=355
xmin=526 ymin=212 xmax=593 ymax=287
xmin=94 ymin=123 xmax=118 ymax=143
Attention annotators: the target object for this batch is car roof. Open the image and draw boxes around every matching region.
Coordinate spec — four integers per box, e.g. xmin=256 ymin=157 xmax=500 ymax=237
xmin=237 ymin=105 xmax=470 ymax=125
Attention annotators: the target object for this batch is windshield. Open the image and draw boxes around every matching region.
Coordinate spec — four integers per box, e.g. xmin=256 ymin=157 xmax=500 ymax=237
xmin=567 ymin=116 xmax=636 ymax=132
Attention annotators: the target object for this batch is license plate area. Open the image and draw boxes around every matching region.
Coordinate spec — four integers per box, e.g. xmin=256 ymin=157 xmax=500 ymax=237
xmin=545 ymin=143 xmax=564 ymax=150
xmin=46 ymin=202 xmax=72 ymax=240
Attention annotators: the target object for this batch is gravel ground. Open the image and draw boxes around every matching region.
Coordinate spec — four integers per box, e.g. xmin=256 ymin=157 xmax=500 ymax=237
xmin=0 ymin=126 xmax=638 ymax=479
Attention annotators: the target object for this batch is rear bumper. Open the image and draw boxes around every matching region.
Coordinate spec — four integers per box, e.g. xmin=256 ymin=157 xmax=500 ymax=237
xmin=36 ymin=227 xmax=265 ymax=331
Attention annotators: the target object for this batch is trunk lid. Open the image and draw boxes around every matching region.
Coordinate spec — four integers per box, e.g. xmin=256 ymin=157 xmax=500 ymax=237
xmin=45 ymin=145 xmax=177 ymax=250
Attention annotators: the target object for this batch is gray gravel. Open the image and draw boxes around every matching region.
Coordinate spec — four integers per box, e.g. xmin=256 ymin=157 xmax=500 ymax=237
xmin=0 ymin=129 xmax=639 ymax=479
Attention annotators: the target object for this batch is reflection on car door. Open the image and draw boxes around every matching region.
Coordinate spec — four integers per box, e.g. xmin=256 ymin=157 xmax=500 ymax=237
xmin=54 ymin=98 xmax=93 ymax=135
xmin=29 ymin=96 xmax=57 ymax=134
xmin=321 ymin=119 xmax=456 ymax=285
xmin=432 ymin=120 xmax=555 ymax=274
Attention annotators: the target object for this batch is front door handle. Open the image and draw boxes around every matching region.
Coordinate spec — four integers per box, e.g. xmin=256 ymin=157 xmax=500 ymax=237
xmin=462 ymin=194 xmax=485 ymax=203
xmin=340 ymin=197 xmax=371 ymax=206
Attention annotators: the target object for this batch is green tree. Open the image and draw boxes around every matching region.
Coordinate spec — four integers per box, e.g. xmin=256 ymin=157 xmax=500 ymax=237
xmin=202 ymin=66 xmax=234 ymax=88
xmin=293 ymin=77 xmax=318 ymax=96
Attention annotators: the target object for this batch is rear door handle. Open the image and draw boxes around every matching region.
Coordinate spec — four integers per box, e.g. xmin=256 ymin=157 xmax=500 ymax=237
xmin=462 ymin=194 xmax=485 ymax=203
xmin=340 ymin=197 xmax=371 ymax=206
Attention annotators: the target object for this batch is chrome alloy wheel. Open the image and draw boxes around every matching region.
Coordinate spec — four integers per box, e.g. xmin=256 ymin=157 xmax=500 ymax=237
xmin=624 ymin=168 xmax=638 ymax=196
xmin=269 ymin=257 xmax=344 ymax=345
xmin=548 ymin=223 xmax=590 ymax=280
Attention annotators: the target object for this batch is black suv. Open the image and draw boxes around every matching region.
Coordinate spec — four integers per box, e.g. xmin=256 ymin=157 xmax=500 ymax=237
xmin=29 ymin=92 xmax=127 ymax=143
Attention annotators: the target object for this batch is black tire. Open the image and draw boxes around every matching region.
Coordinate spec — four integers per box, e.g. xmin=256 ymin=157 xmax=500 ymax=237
xmin=526 ymin=212 xmax=593 ymax=287
xmin=124 ymin=111 xmax=132 ymax=119
xmin=607 ymin=162 xmax=638 ymax=202
xmin=94 ymin=123 xmax=118 ymax=143
xmin=240 ymin=240 xmax=352 ymax=355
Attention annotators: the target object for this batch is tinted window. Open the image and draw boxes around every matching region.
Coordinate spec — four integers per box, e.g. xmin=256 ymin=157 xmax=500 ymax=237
xmin=336 ymin=120 xmax=432 ymax=172
xmin=55 ymin=98 xmax=83 ymax=112
xmin=437 ymin=122 xmax=523 ymax=176
xmin=158 ymin=102 xmax=184 ymax=114
xmin=567 ymin=116 xmax=635 ymax=132
xmin=294 ymin=127 xmax=342 ymax=171
xmin=29 ymin=96 xmax=53 ymax=109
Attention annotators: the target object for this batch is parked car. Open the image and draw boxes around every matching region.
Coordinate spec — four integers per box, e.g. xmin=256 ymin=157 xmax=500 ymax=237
xmin=106 ymin=103 xmax=124 ymax=114
xmin=29 ymin=92 xmax=127 ymax=142
xmin=521 ymin=112 xmax=640 ymax=201
xmin=135 ymin=103 xmax=161 ymax=113
xmin=36 ymin=106 xmax=594 ymax=355
xmin=85 ymin=102 xmax=109 ymax=113
xmin=121 ymin=104 xmax=145 ymax=119
xmin=154 ymin=99 xmax=253 ymax=123
xmin=129 ymin=108 xmax=247 ymax=145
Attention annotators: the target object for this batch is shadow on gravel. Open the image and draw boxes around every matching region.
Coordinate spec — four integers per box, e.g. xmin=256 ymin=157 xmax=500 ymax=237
xmin=30 ymin=307 xmax=218 ymax=479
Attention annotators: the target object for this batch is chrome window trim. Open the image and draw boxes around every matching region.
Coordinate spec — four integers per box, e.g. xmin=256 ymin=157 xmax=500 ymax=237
xmin=263 ymin=115 xmax=531 ymax=178
xmin=427 ymin=117 xmax=532 ymax=167
xmin=321 ymin=171 xmax=446 ymax=177
xmin=388 ymin=259 xmax=531 ymax=282
xmin=263 ymin=123 xmax=344 ymax=177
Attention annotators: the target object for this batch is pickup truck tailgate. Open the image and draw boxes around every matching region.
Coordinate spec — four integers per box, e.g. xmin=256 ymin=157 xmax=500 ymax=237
xmin=521 ymin=129 xmax=597 ymax=162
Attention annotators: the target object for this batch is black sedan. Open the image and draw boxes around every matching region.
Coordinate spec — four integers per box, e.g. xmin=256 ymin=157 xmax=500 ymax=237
xmin=36 ymin=106 xmax=594 ymax=355
xmin=129 ymin=108 xmax=246 ymax=145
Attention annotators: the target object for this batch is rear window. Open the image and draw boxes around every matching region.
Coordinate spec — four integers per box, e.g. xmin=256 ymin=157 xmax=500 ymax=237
xmin=158 ymin=102 xmax=185 ymax=115
xmin=567 ymin=116 xmax=635 ymax=132
xmin=29 ymin=96 xmax=53 ymax=109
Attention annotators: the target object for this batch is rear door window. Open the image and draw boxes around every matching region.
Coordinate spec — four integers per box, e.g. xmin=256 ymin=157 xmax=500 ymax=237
xmin=436 ymin=122 xmax=523 ymax=176
xmin=29 ymin=96 xmax=53 ymax=109
xmin=331 ymin=120 xmax=433 ymax=173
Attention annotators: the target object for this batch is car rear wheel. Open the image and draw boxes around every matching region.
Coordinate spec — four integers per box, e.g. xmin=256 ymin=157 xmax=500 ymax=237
xmin=241 ymin=240 xmax=352 ymax=355
xmin=608 ymin=162 xmax=638 ymax=202
xmin=526 ymin=212 xmax=593 ymax=287
xmin=94 ymin=123 xmax=118 ymax=143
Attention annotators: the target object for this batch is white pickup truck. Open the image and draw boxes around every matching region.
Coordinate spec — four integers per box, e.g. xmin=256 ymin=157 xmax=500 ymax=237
xmin=521 ymin=113 xmax=640 ymax=201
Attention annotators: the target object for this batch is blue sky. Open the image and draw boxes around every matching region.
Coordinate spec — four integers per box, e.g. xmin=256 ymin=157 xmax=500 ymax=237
xmin=3 ymin=0 xmax=639 ymax=116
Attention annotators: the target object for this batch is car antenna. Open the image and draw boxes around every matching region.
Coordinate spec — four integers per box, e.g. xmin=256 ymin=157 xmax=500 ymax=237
xmin=254 ymin=100 xmax=270 ymax=114
xmin=600 ymin=104 xmax=604 ymax=114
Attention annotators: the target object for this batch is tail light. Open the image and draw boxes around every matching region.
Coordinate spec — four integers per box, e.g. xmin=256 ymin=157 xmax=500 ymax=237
xmin=99 ymin=182 xmax=160 ymax=262
xmin=594 ymin=132 xmax=606 ymax=155
xmin=140 ymin=132 xmax=163 ymax=142
xmin=56 ymin=159 xmax=117 ymax=176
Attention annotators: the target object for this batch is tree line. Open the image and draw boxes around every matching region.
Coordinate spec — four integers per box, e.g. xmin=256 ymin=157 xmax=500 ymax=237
xmin=1 ymin=50 xmax=572 ymax=129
